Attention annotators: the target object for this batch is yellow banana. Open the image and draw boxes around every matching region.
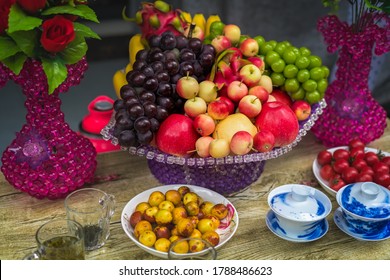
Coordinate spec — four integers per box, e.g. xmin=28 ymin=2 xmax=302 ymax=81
xmin=113 ymin=69 xmax=127 ymax=99
xmin=125 ymin=62 xmax=133 ymax=74
xmin=129 ymin=33 xmax=145 ymax=66
xmin=205 ymin=14 xmax=221 ymax=37
xmin=180 ymin=11 xmax=192 ymax=25
xmin=192 ymin=13 xmax=206 ymax=33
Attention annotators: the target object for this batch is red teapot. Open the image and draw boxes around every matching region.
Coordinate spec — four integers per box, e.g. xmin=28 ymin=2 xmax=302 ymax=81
xmin=80 ymin=95 xmax=120 ymax=153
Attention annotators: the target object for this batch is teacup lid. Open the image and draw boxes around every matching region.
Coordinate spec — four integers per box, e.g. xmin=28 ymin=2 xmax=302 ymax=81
xmin=336 ymin=182 xmax=390 ymax=219
xmin=268 ymin=184 xmax=331 ymax=222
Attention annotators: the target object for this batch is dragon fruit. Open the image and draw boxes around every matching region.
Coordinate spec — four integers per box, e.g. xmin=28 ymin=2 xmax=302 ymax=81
xmin=133 ymin=0 xmax=187 ymax=39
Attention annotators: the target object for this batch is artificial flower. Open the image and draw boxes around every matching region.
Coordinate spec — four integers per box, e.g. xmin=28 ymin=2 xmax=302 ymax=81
xmin=17 ymin=0 xmax=46 ymax=14
xmin=0 ymin=0 xmax=100 ymax=94
xmin=0 ymin=0 xmax=15 ymax=35
xmin=40 ymin=15 xmax=75 ymax=53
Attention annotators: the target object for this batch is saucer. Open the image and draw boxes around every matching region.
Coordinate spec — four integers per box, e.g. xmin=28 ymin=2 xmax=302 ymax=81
xmin=265 ymin=210 xmax=329 ymax=242
xmin=333 ymin=207 xmax=390 ymax=241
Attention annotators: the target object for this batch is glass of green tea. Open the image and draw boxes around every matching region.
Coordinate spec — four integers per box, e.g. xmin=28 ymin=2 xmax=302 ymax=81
xmin=24 ymin=219 xmax=85 ymax=260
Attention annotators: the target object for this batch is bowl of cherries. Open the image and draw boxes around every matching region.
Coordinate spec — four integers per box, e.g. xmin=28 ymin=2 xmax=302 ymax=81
xmin=312 ymin=139 xmax=390 ymax=196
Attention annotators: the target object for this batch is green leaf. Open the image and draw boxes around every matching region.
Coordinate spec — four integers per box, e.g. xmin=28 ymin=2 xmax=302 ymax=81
xmin=7 ymin=5 xmax=42 ymax=33
xmin=73 ymin=22 xmax=101 ymax=40
xmin=59 ymin=34 xmax=87 ymax=65
xmin=42 ymin=5 xmax=99 ymax=23
xmin=76 ymin=5 xmax=99 ymax=23
xmin=41 ymin=57 xmax=67 ymax=94
xmin=8 ymin=30 xmax=38 ymax=58
xmin=1 ymin=52 xmax=27 ymax=75
xmin=0 ymin=36 xmax=20 ymax=60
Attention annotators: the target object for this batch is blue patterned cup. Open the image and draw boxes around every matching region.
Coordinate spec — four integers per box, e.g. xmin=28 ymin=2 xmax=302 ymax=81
xmin=267 ymin=184 xmax=332 ymax=239
xmin=336 ymin=182 xmax=390 ymax=236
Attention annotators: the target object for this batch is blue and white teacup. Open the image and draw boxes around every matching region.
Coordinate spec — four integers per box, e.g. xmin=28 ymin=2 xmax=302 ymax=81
xmin=336 ymin=182 xmax=390 ymax=236
xmin=268 ymin=184 xmax=332 ymax=239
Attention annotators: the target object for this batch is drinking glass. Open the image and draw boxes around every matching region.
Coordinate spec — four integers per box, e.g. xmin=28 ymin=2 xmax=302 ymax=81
xmin=65 ymin=188 xmax=115 ymax=251
xmin=24 ymin=218 xmax=85 ymax=260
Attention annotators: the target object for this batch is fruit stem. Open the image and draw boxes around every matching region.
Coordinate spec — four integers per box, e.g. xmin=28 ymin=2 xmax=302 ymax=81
xmin=122 ymin=7 xmax=136 ymax=22
xmin=187 ymin=23 xmax=196 ymax=39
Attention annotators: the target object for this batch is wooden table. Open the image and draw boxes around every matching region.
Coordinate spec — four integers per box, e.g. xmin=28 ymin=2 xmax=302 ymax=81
xmin=1 ymin=121 xmax=390 ymax=260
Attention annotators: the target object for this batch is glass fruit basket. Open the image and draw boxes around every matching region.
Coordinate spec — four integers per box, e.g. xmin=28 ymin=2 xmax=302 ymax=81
xmin=104 ymin=1 xmax=329 ymax=195
xmin=101 ymin=99 xmax=326 ymax=195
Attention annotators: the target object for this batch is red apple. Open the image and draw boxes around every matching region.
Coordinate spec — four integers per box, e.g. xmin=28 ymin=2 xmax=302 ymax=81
xmin=239 ymin=38 xmax=259 ymax=57
xmin=248 ymin=85 xmax=269 ymax=104
xmin=291 ymin=100 xmax=311 ymax=121
xmin=155 ymin=114 xmax=199 ymax=156
xmin=193 ymin=114 xmax=216 ymax=136
xmin=184 ymin=97 xmax=207 ymax=118
xmin=255 ymin=101 xmax=299 ymax=147
xmin=227 ymin=81 xmax=248 ymax=103
xmin=253 ymin=130 xmax=275 ymax=152
xmin=230 ymin=131 xmax=254 ymax=155
xmin=238 ymin=95 xmax=262 ymax=118
xmin=211 ymin=35 xmax=232 ymax=54
xmin=239 ymin=64 xmax=262 ymax=87
xmin=270 ymin=89 xmax=293 ymax=107
xmin=223 ymin=24 xmax=241 ymax=44
xmin=217 ymin=96 xmax=235 ymax=114
xmin=247 ymin=56 xmax=265 ymax=73
xmin=207 ymin=99 xmax=230 ymax=120
xmin=195 ymin=136 xmax=214 ymax=158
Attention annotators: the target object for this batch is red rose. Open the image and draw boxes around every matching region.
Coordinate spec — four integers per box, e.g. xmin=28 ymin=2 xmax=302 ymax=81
xmin=0 ymin=0 xmax=16 ymax=35
xmin=17 ymin=0 xmax=46 ymax=14
xmin=40 ymin=15 xmax=75 ymax=53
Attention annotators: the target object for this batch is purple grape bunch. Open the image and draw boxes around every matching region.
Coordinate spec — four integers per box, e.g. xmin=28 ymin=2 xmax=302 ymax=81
xmin=113 ymin=31 xmax=216 ymax=148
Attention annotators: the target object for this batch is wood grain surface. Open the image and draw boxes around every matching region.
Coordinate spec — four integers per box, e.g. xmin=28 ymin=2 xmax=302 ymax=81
xmin=1 ymin=121 xmax=390 ymax=260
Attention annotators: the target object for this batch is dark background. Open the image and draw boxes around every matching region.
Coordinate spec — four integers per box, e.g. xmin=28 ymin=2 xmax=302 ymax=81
xmin=0 ymin=0 xmax=389 ymax=158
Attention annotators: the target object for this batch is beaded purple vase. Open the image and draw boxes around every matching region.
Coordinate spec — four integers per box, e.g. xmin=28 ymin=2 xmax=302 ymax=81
xmin=0 ymin=58 xmax=97 ymax=199
xmin=312 ymin=15 xmax=390 ymax=147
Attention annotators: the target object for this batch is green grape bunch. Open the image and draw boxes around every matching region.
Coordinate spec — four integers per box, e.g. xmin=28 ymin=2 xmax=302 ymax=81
xmin=257 ymin=36 xmax=330 ymax=105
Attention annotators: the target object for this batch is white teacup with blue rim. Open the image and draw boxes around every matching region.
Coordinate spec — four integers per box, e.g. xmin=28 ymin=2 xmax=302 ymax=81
xmin=266 ymin=184 xmax=332 ymax=242
xmin=335 ymin=182 xmax=390 ymax=240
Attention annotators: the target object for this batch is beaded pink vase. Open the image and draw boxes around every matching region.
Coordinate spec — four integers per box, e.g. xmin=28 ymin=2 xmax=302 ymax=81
xmin=0 ymin=58 xmax=97 ymax=199
xmin=312 ymin=15 xmax=390 ymax=147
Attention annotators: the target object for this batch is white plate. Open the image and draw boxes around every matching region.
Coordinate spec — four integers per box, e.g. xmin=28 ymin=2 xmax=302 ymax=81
xmin=121 ymin=184 xmax=239 ymax=259
xmin=312 ymin=146 xmax=390 ymax=197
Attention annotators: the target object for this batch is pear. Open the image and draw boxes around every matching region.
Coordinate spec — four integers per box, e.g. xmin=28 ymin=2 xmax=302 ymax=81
xmin=212 ymin=113 xmax=257 ymax=143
